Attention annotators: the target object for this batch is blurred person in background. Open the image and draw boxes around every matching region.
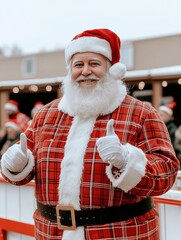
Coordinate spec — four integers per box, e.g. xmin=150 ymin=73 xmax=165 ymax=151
xmin=1 ymin=28 xmax=179 ymax=240
xmin=0 ymin=119 xmax=21 ymax=159
xmin=4 ymin=100 xmax=30 ymax=132
xmin=158 ymin=102 xmax=177 ymax=148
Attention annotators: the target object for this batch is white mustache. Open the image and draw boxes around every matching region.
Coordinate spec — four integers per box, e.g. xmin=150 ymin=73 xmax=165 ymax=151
xmin=75 ymin=76 xmax=100 ymax=82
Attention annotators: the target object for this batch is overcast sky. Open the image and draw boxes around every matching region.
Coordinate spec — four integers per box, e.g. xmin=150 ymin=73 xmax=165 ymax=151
xmin=0 ymin=0 xmax=181 ymax=55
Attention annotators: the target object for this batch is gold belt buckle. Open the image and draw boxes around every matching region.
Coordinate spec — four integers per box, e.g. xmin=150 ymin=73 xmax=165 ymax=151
xmin=56 ymin=205 xmax=76 ymax=230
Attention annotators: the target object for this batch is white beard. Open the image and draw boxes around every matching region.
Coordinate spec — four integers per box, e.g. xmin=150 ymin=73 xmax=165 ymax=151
xmin=58 ymin=73 xmax=127 ymax=118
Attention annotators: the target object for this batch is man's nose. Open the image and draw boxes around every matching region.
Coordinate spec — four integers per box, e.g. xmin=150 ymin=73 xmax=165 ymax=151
xmin=81 ymin=64 xmax=91 ymax=76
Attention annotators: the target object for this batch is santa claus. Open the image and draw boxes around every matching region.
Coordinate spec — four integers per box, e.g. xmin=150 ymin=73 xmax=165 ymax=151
xmin=1 ymin=28 xmax=179 ymax=240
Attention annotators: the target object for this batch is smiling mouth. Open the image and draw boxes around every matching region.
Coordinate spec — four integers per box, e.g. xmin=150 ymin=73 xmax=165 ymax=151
xmin=76 ymin=79 xmax=99 ymax=83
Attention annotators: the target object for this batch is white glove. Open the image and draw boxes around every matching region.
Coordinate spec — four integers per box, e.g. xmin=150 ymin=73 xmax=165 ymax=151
xmin=96 ymin=119 xmax=128 ymax=169
xmin=1 ymin=133 xmax=30 ymax=173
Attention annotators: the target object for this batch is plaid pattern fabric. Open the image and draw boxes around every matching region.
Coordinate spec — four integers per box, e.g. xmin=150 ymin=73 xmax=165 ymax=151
xmin=5 ymin=95 xmax=179 ymax=239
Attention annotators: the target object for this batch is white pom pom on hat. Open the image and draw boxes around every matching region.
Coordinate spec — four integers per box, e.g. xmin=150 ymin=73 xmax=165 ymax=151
xmin=109 ymin=62 xmax=127 ymax=80
xmin=65 ymin=28 xmax=126 ymax=80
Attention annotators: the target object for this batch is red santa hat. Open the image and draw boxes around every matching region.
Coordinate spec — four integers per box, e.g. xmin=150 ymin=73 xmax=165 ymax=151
xmin=5 ymin=119 xmax=20 ymax=132
xmin=65 ymin=28 xmax=126 ymax=80
xmin=159 ymin=102 xmax=177 ymax=116
xmin=31 ymin=101 xmax=44 ymax=117
xmin=4 ymin=100 xmax=18 ymax=112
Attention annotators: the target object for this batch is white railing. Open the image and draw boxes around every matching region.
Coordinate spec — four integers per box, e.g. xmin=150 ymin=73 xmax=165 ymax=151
xmin=0 ymin=175 xmax=35 ymax=240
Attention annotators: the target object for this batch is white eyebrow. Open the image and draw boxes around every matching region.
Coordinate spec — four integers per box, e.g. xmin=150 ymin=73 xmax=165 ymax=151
xmin=72 ymin=58 xmax=102 ymax=65
xmin=90 ymin=58 xmax=101 ymax=61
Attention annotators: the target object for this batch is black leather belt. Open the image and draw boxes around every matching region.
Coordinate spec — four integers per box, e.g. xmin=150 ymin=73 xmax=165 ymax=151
xmin=37 ymin=198 xmax=154 ymax=230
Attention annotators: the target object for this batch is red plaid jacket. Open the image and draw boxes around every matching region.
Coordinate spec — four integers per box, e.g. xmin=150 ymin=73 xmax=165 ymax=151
xmin=3 ymin=95 xmax=179 ymax=239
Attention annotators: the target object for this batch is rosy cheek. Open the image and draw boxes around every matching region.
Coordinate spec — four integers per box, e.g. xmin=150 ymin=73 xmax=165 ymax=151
xmin=72 ymin=69 xmax=83 ymax=80
xmin=71 ymin=71 xmax=78 ymax=81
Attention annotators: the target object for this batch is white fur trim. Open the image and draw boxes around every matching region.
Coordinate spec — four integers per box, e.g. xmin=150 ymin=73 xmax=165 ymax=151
xmin=62 ymin=228 xmax=85 ymax=240
xmin=1 ymin=150 xmax=34 ymax=182
xmin=159 ymin=106 xmax=173 ymax=116
xmin=4 ymin=103 xmax=18 ymax=112
xmin=59 ymin=116 xmax=96 ymax=240
xmin=106 ymin=143 xmax=147 ymax=192
xmin=5 ymin=122 xmax=20 ymax=131
xmin=109 ymin=63 xmax=127 ymax=80
xmin=65 ymin=36 xmax=112 ymax=63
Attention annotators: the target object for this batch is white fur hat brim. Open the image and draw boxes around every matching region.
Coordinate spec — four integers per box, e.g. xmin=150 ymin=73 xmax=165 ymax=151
xmin=5 ymin=122 xmax=20 ymax=131
xmin=4 ymin=103 xmax=18 ymax=112
xmin=65 ymin=36 xmax=112 ymax=63
xmin=159 ymin=106 xmax=173 ymax=116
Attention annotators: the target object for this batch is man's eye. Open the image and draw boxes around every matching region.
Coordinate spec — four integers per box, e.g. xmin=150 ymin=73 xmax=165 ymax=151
xmin=90 ymin=62 xmax=99 ymax=66
xmin=73 ymin=63 xmax=83 ymax=68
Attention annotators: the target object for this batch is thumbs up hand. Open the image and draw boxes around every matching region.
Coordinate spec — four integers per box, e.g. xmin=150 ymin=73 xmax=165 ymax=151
xmin=1 ymin=133 xmax=30 ymax=173
xmin=96 ymin=119 xmax=128 ymax=169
